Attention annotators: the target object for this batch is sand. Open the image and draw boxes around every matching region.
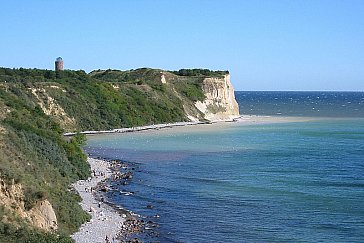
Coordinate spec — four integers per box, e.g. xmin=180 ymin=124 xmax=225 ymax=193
xmin=233 ymin=115 xmax=316 ymax=124
xmin=70 ymin=115 xmax=317 ymax=242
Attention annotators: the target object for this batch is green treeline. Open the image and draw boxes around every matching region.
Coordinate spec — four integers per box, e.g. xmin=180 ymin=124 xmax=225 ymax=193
xmin=171 ymin=68 xmax=229 ymax=77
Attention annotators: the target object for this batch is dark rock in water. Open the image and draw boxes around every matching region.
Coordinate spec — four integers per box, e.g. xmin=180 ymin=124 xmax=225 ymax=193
xmin=129 ymin=238 xmax=142 ymax=243
xmin=146 ymin=220 xmax=159 ymax=229
xmin=100 ymin=187 xmax=108 ymax=192
xmin=121 ymin=171 xmax=133 ymax=179
xmin=98 ymin=159 xmax=161 ymax=242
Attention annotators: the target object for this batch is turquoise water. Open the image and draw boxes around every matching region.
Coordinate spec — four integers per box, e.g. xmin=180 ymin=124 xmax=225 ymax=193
xmin=86 ymin=92 xmax=364 ymax=242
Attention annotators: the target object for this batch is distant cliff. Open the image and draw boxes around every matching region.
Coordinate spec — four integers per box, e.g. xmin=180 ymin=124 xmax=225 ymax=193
xmin=0 ymin=68 xmax=239 ymax=131
xmin=194 ymin=74 xmax=239 ymax=121
xmin=153 ymin=70 xmax=240 ymax=122
xmin=0 ymin=67 xmax=239 ymax=242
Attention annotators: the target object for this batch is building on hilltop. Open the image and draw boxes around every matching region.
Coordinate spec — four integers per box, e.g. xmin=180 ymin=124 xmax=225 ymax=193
xmin=55 ymin=57 xmax=64 ymax=71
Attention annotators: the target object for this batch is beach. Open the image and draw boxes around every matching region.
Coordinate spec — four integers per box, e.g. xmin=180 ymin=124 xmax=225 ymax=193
xmin=83 ymin=115 xmax=364 ymax=242
xmin=63 ymin=121 xmax=208 ymax=136
xmin=70 ymin=113 xmax=364 ymax=242
xmin=71 ymin=157 xmax=148 ymax=243
xmin=71 ymin=115 xmax=322 ymax=242
xmin=65 ymin=115 xmax=315 ymax=138
xmin=71 ymin=158 xmax=125 ymax=243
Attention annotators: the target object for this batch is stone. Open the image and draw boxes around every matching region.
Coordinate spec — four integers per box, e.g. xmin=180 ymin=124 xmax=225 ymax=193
xmin=194 ymin=74 xmax=239 ymax=121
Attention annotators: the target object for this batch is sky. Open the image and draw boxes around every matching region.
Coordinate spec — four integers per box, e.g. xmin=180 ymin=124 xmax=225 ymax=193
xmin=0 ymin=0 xmax=363 ymax=91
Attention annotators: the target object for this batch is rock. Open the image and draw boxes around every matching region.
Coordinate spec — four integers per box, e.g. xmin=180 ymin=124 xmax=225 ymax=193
xmin=0 ymin=177 xmax=58 ymax=231
xmin=28 ymin=199 xmax=58 ymax=231
xmin=194 ymin=74 xmax=239 ymax=121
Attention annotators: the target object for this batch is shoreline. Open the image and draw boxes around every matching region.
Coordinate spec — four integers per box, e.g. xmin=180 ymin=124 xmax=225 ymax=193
xmin=70 ymin=115 xmax=320 ymax=242
xmin=71 ymin=157 xmax=151 ymax=243
xmin=71 ymin=158 xmax=126 ymax=243
xmin=64 ymin=121 xmax=210 ymax=136
xmin=64 ymin=115 xmax=318 ymax=137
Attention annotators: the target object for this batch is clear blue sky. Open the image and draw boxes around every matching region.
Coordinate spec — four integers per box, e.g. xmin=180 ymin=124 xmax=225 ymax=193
xmin=1 ymin=0 xmax=363 ymax=91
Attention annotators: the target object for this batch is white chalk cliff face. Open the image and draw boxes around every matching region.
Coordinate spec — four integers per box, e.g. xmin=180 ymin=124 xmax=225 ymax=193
xmin=195 ymin=74 xmax=239 ymax=121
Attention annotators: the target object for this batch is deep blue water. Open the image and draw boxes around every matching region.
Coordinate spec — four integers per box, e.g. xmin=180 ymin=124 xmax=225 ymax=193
xmin=236 ymin=91 xmax=364 ymax=117
xmin=86 ymin=92 xmax=364 ymax=242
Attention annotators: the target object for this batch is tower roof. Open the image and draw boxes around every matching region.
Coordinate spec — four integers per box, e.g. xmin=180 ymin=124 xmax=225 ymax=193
xmin=56 ymin=57 xmax=63 ymax=62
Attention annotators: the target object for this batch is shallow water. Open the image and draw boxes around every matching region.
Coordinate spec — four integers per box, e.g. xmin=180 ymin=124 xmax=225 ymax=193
xmin=85 ymin=92 xmax=364 ymax=242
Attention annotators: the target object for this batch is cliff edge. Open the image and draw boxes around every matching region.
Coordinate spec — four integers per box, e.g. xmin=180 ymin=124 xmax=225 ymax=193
xmin=0 ymin=67 xmax=239 ymax=242
xmin=194 ymin=74 xmax=239 ymax=121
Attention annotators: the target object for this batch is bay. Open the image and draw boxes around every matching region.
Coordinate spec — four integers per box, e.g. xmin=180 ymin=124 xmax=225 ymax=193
xmin=85 ymin=92 xmax=364 ymax=242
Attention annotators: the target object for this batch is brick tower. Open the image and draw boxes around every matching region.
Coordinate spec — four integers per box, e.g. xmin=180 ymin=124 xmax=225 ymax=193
xmin=55 ymin=57 xmax=64 ymax=71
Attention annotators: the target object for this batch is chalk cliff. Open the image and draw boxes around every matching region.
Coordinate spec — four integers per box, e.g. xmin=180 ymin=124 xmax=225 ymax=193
xmin=194 ymin=74 xmax=239 ymax=121
xmin=0 ymin=67 xmax=240 ymax=240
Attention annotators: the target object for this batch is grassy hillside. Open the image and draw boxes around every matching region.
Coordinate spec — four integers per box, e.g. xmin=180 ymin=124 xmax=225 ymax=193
xmin=0 ymin=82 xmax=90 ymax=242
xmin=0 ymin=67 xmax=227 ymax=242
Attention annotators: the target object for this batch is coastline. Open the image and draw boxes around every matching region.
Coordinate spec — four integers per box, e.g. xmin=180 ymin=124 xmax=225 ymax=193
xmin=70 ymin=115 xmax=318 ymax=242
xmin=64 ymin=121 xmax=209 ymax=136
xmin=71 ymin=158 xmax=126 ymax=243
xmin=233 ymin=115 xmax=317 ymax=124
xmin=71 ymin=157 xmax=149 ymax=243
xmin=64 ymin=115 xmax=316 ymax=137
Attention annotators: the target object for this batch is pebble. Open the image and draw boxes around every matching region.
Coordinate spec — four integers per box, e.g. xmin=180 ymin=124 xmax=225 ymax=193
xmin=71 ymin=158 xmax=125 ymax=243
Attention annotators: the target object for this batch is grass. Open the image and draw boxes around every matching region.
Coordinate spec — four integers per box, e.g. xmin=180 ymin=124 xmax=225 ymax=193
xmin=0 ymin=66 xmax=227 ymax=241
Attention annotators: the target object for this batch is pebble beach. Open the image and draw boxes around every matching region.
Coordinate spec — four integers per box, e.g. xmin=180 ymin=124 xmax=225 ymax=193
xmin=71 ymin=158 xmax=125 ymax=243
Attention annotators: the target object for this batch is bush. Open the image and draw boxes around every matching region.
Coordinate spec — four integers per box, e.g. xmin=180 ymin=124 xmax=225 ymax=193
xmin=172 ymin=68 xmax=229 ymax=77
xmin=0 ymin=66 xmax=223 ymax=241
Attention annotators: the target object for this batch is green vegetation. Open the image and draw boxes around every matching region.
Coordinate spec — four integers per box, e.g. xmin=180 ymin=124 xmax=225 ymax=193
xmin=0 ymin=66 xmax=226 ymax=241
xmin=0 ymin=84 xmax=91 ymax=242
xmin=89 ymin=67 xmax=163 ymax=83
xmin=171 ymin=68 xmax=229 ymax=77
xmin=0 ymin=206 xmax=73 ymax=243
xmin=172 ymin=77 xmax=206 ymax=102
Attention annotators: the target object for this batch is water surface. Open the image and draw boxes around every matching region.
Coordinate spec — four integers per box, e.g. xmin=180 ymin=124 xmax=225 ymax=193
xmin=86 ymin=92 xmax=364 ymax=242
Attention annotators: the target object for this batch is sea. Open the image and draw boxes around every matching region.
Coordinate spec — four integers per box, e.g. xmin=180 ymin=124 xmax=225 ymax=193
xmin=85 ymin=91 xmax=364 ymax=242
